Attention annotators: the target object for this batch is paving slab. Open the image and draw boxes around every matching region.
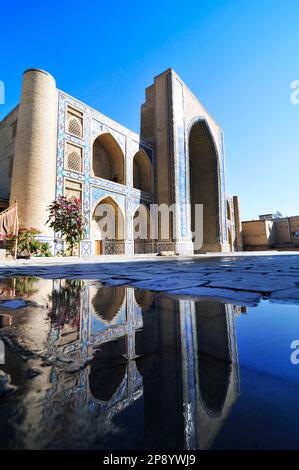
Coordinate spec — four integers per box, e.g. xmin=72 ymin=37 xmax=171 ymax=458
xmin=164 ymin=287 xmax=262 ymax=306
xmin=102 ymin=279 xmax=135 ymax=286
xmin=207 ymin=275 xmax=299 ymax=293
xmin=132 ymin=278 xmax=208 ymax=292
xmin=270 ymin=287 xmax=299 ymax=304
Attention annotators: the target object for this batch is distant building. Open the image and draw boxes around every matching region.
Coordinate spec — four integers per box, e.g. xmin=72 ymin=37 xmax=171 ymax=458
xmin=259 ymin=214 xmax=275 ymax=221
xmin=242 ymin=215 xmax=299 ymax=250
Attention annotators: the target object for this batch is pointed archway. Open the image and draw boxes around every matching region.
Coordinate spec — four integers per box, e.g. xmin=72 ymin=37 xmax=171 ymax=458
xmin=92 ymin=133 xmax=125 ymax=184
xmin=91 ymin=196 xmax=125 ymax=255
xmin=133 ymin=150 xmax=152 ymax=193
xmin=92 ymin=286 xmax=126 ymax=324
xmin=195 ymin=302 xmax=231 ymax=416
xmin=189 ymin=120 xmax=220 ymax=252
xmin=89 ymin=336 xmax=127 ymax=402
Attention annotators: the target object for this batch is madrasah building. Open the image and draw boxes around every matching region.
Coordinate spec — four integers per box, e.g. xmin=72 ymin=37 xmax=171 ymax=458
xmin=0 ymin=68 xmax=242 ymax=256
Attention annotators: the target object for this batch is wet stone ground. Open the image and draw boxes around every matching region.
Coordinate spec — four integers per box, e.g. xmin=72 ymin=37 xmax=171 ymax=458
xmin=1 ymin=254 xmax=299 ymax=307
xmin=0 ymin=255 xmax=299 ymax=450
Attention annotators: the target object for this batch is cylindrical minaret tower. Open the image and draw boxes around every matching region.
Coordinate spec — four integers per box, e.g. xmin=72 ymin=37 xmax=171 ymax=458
xmin=10 ymin=68 xmax=57 ymax=244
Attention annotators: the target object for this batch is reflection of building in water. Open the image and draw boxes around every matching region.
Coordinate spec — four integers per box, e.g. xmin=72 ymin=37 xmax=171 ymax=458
xmin=44 ymin=281 xmax=144 ymax=446
xmin=181 ymin=301 xmax=239 ymax=449
xmin=41 ymin=280 xmax=240 ymax=450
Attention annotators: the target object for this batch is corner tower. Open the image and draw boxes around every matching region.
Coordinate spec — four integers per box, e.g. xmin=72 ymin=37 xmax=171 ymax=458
xmin=10 ymin=68 xmax=57 ymax=245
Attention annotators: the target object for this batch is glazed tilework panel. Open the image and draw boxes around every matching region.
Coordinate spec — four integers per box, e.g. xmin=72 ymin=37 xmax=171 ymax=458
xmin=173 ymin=77 xmax=188 ymax=239
xmin=169 ymin=72 xmax=228 ymax=248
xmin=81 ymin=240 xmax=92 ymax=257
xmin=56 ymin=92 xmax=91 ymax=245
xmin=179 ymin=301 xmax=197 ymax=449
xmin=56 ymin=91 xmax=155 ymax=255
xmin=220 ymin=131 xmax=228 ymax=243
xmin=91 ymin=186 xmax=126 ymax=214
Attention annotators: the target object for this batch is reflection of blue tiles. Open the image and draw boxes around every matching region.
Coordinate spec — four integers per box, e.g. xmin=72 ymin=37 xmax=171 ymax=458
xmin=91 ymin=302 xmax=126 ymax=335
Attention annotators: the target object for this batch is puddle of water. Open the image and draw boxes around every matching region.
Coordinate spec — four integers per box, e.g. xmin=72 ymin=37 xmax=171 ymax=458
xmin=0 ymin=277 xmax=299 ymax=450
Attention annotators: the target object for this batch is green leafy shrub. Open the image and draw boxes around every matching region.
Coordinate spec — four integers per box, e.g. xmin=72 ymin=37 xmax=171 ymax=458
xmin=6 ymin=227 xmax=51 ymax=258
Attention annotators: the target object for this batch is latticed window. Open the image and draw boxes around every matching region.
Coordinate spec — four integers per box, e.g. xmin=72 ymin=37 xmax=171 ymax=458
xmin=67 ymin=107 xmax=83 ymax=138
xmin=64 ymin=179 xmax=82 ymax=200
xmin=65 ymin=142 xmax=83 ymax=173
xmin=68 ymin=118 xmax=82 ymax=137
xmin=67 ymin=151 xmax=82 ymax=172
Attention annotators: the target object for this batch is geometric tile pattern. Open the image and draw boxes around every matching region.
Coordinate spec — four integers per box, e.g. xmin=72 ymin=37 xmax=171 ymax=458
xmin=56 ymin=91 xmax=155 ymax=255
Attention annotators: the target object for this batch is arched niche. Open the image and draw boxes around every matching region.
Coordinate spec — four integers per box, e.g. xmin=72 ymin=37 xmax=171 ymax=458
xmin=133 ymin=150 xmax=152 ymax=193
xmin=92 ymin=196 xmax=125 ymax=241
xmin=188 ymin=120 xmax=220 ymax=251
xmin=92 ymin=286 xmax=126 ymax=323
xmin=89 ymin=337 xmax=127 ymax=402
xmin=195 ymin=302 xmax=231 ymax=416
xmin=92 ymin=133 xmax=125 ymax=184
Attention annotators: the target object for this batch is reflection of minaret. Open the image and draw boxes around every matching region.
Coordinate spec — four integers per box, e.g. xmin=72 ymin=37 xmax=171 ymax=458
xmin=179 ymin=301 xmax=240 ymax=450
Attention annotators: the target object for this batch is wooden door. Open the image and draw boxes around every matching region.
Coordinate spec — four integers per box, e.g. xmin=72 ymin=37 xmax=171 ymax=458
xmin=95 ymin=240 xmax=102 ymax=255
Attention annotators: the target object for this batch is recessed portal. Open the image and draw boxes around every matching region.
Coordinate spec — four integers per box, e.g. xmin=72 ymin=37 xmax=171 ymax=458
xmin=189 ymin=121 xmax=220 ymax=251
xmin=195 ymin=302 xmax=231 ymax=415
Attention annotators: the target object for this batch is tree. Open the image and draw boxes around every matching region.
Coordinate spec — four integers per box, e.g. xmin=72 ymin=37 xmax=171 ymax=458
xmin=47 ymin=196 xmax=85 ymax=256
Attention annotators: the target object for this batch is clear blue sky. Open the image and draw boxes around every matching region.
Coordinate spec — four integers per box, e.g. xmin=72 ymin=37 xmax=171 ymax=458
xmin=1 ymin=0 xmax=298 ymax=220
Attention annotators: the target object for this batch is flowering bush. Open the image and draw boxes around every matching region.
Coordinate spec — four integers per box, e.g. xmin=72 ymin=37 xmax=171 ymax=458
xmin=6 ymin=227 xmax=51 ymax=258
xmin=47 ymin=196 xmax=85 ymax=256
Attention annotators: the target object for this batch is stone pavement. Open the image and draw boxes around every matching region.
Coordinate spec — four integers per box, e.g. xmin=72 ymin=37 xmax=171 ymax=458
xmin=1 ymin=252 xmax=299 ymax=307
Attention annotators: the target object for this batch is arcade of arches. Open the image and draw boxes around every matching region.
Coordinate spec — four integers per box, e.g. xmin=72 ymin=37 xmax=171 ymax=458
xmin=91 ymin=196 xmax=157 ymax=255
xmin=85 ymin=287 xmax=238 ymax=448
xmin=88 ymin=122 xmax=241 ymax=256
